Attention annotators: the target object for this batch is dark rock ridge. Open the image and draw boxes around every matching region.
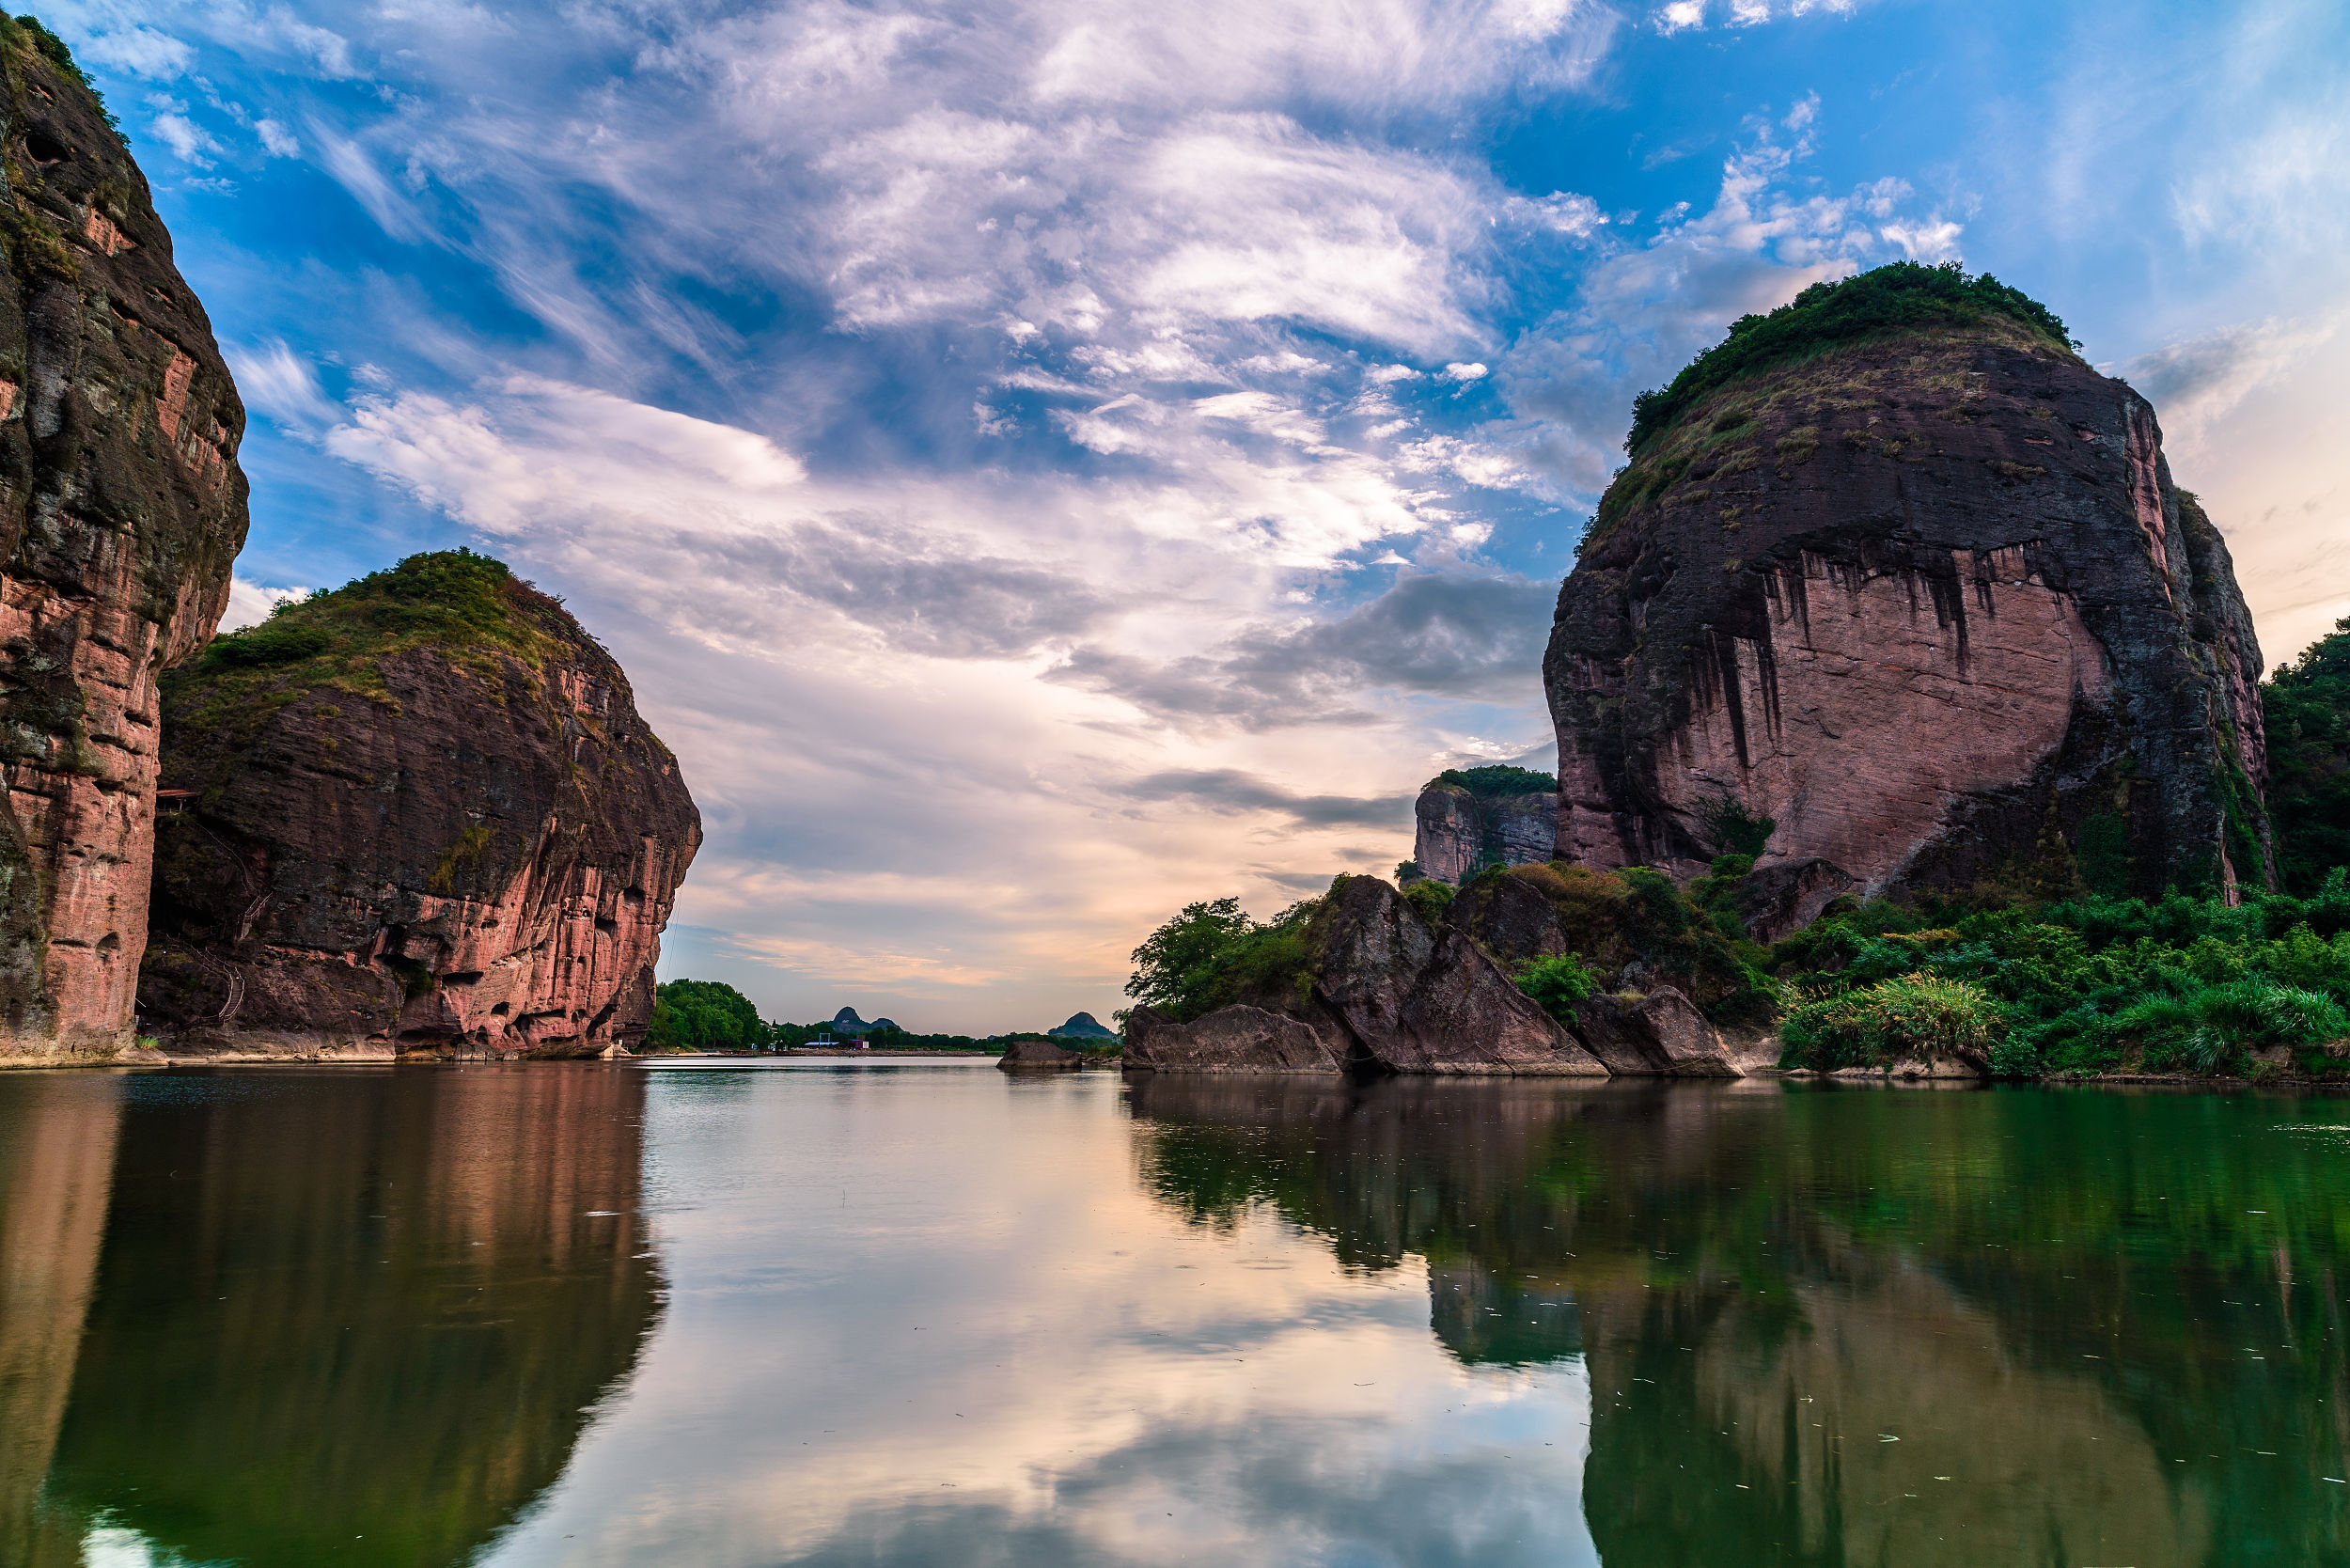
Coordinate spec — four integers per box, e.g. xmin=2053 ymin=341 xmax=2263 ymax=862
xmin=1546 ymin=273 xmax=2270 ymax=922
xmin=0 ymin=24 xmax=249 ymax=1061
xmin=136 ymin=551 xmax=699 ymax=1058
xmin=1124 ymin=876 xmax=1608 ymax=1077
xmin=1414 ymin=783 xmax=1556 ymax=886
xmin=1048 ymin=1010 xmax=1118 ymax=1039
xmin=996 ymin=1038 xmax=1082 ymax=1070
xmin=830 ymin=1006 xmax=898 ymax=1035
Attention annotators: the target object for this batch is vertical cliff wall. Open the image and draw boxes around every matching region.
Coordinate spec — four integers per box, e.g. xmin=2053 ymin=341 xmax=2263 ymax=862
xmin=0 ymin=23 xmax=248 ymax=1058
xmin=1411 ymin=765 xmax=1560 ymax=886
xmin=137 ymin=551 xmax=699 ymax=1058
xmin=1544 ymin=267 xmax=2269 ymax=919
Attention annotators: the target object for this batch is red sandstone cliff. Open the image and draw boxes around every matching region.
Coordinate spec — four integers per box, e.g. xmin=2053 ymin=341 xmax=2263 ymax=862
xmin=0 ymin=24 xmax=248 ymax=1059
xmin=137 ymin=552 xmax=698 ymax=1058
xmin=1545 ymin=272 xmax=2269 ymax=930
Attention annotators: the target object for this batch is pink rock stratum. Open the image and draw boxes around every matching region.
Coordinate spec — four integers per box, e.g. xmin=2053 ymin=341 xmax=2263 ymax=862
xmin=1544 ymin=318 xmax=2270 ymax=912
xmin=0 ymin=38 xmax=248 ymax=1059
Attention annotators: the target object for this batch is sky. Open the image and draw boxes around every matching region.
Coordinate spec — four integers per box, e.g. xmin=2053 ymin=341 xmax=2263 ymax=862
xmin=45 ymin=0 xmax=2350 ymax=1032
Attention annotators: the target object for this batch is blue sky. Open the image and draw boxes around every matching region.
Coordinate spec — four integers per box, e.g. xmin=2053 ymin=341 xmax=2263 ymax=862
xmin=50 ymin=0 xmax=2350 ymax=1029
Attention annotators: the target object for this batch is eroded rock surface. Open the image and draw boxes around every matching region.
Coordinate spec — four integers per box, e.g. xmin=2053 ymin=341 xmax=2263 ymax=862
xmin=996 ymin=1039 xmax=1084 ymax=1070
xmin=1573 ymin=986 xmax=1741 ymax=1077
xmin=0 ymin=27 xmax=248 ymax=1059
xmin=1136 ymin=877 xmax=1609 ymax=1077
xmin=1546 ymin=311 xmax=2269 ymax=907
xmin=137 ymin=553 xmax=697 ymax=1058
xmin=1125 ymin=1003 xmax=1342 ymax=1074
xmin=1414 ymin=783 xmax=1557 ymax=886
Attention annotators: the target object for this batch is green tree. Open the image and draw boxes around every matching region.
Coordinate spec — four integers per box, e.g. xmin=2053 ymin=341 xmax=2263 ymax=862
xmin=644 ymin=979 xmax=765 ymax=1051
xmin=2263 ymin=617 xmax=2350 ymax=893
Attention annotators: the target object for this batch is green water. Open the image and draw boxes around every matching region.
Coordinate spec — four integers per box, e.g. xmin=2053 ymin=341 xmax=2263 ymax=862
xmin=1 ymin=1064 xmax=2346 ymax=1566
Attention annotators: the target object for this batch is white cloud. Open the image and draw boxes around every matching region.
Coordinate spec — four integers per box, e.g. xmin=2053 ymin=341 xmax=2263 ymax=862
xmin=219 ymin=578 xmax=310 ymax=632
xmin=1880 ymin=218 xmax=1964 ymax=261
xmin=256 ymin=118 xmax=299 ymax=157
xmin=225 ymin=339 xmax=341 ymax=430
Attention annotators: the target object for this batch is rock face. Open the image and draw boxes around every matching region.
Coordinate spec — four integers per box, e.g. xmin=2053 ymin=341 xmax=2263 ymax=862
xmin=0 ymin=26 xmax=249 ymax=1060
xmin=1125 ymin=1004 xmax=1340 ymax=1073
xmin=1414 ymin=783 xmax=1557 ymax=886
xmin=1545 ymin=282 xmax=2270 ymax=914
xmin=137 ymin=552 xmax=699 ymax=1058
xmin=1572 ymin=987 xmax=1741 ymax=1077
xmin=996 ymin=1038 xmax=1083 ymax=1070
xmin=1134 ymin=877 xmax=1608 ymax=1077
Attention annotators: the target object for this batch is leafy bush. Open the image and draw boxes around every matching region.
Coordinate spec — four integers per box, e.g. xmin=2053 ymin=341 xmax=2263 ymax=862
xmin=1778 ymin=975 xmax=2005 ymax=1072
xmin=1625 ymin=262 xmax=2076 ymax=453
xmin=1125 ymin=895 xmax=1320 ymax=1023
xmin=203 ymin=621 xmax=332 ymax=667
xmin=1771 ymin=872 xmax=2350 ymax=1077
xmin=1402 ymin=879 xmax=1454 ymax=924
xmin=1513 ymin=954 xmax=1598 ymax=1022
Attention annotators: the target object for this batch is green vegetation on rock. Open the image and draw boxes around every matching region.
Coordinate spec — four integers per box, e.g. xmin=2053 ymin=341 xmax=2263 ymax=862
xmin=1124 ymin=895 xmax=1319 ymax=1024
xmin=645 ymin=979 xmax=764 ymax=1052
xmin=1624 ymin=261 xmax=2076 ymax=454
xmin=1429 ymin=763 xmax=1558 ymax=797
xmin=1771 ymin=877 xmax=2350 ymax=1077
xmin=1512 ymin=953 xmax=1597 ymax=1022
xmin=2264 ymin=616 xmax=2350 ymax=894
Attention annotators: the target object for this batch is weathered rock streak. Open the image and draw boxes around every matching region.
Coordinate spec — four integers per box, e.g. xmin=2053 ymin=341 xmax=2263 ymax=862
xmin=140 ymin=564 xmax=699 ymax=1058
xmin=1545 ymin=322 xmax=2269 ymax=906
xmin=0 ymin=35 xmax=248 ymax=1059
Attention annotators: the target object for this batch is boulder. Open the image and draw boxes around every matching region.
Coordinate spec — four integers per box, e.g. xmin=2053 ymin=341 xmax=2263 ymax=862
xmin=0 ymin=27 xmax=250 ymax=1061
xmin=1123 ymin=1004 xmax=1341 ymax=1073
xmin=1572 ymin=987 xmax=1742 ymax=1077
xmin=136 ymin=552 xmax=699 ymax=1058
xmin=1300 ymin=878 xmax=1608 ymax=1076
xmin=1545 ymin=272 xmax=2270 ymax=906
xmin=996 ymin=1039 xmax=1083 ymax=1070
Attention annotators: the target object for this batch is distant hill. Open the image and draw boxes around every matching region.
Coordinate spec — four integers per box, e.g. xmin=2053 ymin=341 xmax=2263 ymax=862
xmin=1048 ymin=1011 xmax=1119 ymax=1040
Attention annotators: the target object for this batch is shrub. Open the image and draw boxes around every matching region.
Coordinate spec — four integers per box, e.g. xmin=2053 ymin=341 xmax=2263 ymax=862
xmin=203 ymin=621 xmax=332 ymax=667
xmin=1779 ymin=975 xmax=2006 ymax=1072
xmin=1513 ymin=954 xmax=1598 ymax=1023
xmin=1402 ymin=879 xmax=1454 ymax=924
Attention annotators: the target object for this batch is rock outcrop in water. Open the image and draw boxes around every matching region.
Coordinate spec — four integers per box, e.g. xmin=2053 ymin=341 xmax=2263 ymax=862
xmin=136 ymin=551 xmax=699 ymax=1059
xmin=1125 ymin=876 xmax=1607 ymax=1076
xmin=1544 ymin=265 xmax=2270 ymax=927
xmin=0 ymin=22 xmax=249 ymax=1061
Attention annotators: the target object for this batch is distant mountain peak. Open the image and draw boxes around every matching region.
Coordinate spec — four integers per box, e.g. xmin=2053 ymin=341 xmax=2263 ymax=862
xmin=1048 ymin=1011 xmax=1118 ymax=1039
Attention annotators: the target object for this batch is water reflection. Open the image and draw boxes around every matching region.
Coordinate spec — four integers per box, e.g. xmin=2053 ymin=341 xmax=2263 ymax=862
xmin=0 ymin=1074 xmax=123 ymax=1568
xmin=30 ymin=1066 xmax=660 ymax=1568
xmin=4 ymin=1063 xmax=2347 ymax=1566
xmin=1128 ymin=1076 xmax=2350 ymax=1566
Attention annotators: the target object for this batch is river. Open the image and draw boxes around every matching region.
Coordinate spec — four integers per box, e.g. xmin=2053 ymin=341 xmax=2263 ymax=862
xmin=0 ymin=1060 xmax=2343 ymax=1565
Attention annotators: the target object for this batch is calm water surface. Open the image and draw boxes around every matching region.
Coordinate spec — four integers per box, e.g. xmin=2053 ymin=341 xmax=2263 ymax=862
xmin=3 ymin=1062 xmax=2348 ymax=1566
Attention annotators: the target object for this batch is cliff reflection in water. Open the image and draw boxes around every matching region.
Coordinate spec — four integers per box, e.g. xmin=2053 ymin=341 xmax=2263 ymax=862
xmin=1126 ymin=1075 xmax=2350 ymax=1567
xmin=16 ymin=1066 xmax=660 ymax=1568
